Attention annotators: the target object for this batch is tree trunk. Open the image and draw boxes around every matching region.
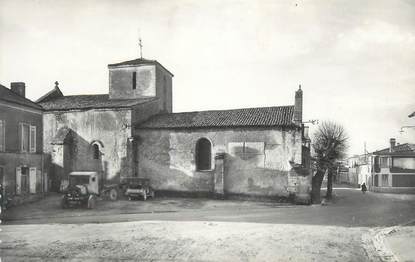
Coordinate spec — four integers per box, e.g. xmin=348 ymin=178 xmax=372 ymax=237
xmin=326 ymin=168 xmax=333 ymax=199
xmin=311 ymin=169 xmax=326 ymax=204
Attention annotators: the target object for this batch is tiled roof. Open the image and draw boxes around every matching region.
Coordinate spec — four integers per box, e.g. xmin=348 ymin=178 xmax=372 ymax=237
xmin=137 ymin=106 xmax=295 ymax=129
xmin=108 ymin=58 xmax=174 ymax=76
xmin=373 ymin=143 xmax=415 ymax=156
xmin=39 ymin=94 xmax=157 ymax=111
xmin=36 ymin=86 xmax=63 ymax=103
xmin=0 ymin=84 xmax=42 ymax=110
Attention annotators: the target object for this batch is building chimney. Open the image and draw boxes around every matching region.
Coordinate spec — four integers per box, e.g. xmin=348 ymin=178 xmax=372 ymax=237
xmin=294 ymin=85 xmax=303 ymax=125
xmin=389 ymin=138 xmax=396 ymax=152
xmin=10 ymin=82 xmax=26 ymax=97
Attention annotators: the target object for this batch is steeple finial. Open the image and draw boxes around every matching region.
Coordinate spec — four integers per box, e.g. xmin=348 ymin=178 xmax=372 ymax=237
xmin=55 ymin=81 xmax=59 ymax=88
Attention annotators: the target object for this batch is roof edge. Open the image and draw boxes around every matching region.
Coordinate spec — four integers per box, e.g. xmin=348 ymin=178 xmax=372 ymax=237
xmin=107 ymin=59 xmax=174 ymax=77
xmin=36 ymin=86 xmax=64 ymax=103
xmin=0 ymin=84 xmax=43 ymax=110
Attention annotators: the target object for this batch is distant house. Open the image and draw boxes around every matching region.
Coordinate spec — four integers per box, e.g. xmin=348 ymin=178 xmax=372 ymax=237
xmin=341 ymin=154 xmax=372 ymax=187
xmin=370 ymin=138 xmax=415 ymax=193
xmin=0 ymin=83 xmax=47 ymax=206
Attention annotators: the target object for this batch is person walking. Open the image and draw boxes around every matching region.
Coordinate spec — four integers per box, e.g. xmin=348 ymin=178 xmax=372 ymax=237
xmin=361 ymin=182 xmax=367 ymax=194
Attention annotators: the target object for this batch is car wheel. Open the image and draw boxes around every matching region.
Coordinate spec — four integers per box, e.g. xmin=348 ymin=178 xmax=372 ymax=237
xmin=109 ymin=188 xmax=118 ymax=201
xmin=61 ymin=197 xmax=68 ymax=209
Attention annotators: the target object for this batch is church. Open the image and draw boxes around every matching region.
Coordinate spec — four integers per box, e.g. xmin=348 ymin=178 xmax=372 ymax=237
xmin=37 ymin=57 xmax=312 ymax=203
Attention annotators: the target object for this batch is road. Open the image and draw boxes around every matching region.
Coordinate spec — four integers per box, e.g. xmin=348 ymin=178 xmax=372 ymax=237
xmin=4 ymin=187 xmax=415 ymax=227
xmin=2 ymin=187 xmax=415 ymax=261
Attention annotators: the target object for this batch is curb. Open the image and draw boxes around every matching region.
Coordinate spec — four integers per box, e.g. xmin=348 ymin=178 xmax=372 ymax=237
xmin=363 ymin=219 xmax=415 ymax=262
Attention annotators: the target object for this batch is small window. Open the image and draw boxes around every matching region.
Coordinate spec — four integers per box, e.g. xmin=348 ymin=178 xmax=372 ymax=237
xmin=19 ymin=123 xmax=36 ymax=153
xmin=93 ymin=144 xmax=100 ymax=159
xmin=132 ymin=72 xmax=137 ymax=90
xmin=0 ymin=120 xmax=5 ymax=152
xmin=196 ymin=138 xmax=212 ymax=171
xmin=380 ymin=157 xmax=388 ymax=168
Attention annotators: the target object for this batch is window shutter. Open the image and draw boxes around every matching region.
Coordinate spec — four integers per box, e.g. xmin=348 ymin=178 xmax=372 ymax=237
xmin=29 ymin=167 xmax=37 ymax=193
xmin=30 ymin=126 xmax=36 ymax=153
xmin=16 ymin=167 xmax=22 ymax=195
xmin=18 ymin=123 xmax=23 ymax=152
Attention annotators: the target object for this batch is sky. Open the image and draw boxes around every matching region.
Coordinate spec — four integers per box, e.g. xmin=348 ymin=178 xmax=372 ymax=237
xmin=1 ymin=0 xmax=414 ymax=155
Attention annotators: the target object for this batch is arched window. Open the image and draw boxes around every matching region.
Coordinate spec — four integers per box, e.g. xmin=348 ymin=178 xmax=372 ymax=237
xmin=196 ymin=138 xmax=212 ymax=171
xmin=93 ymin=144 xmax=100 ymax=160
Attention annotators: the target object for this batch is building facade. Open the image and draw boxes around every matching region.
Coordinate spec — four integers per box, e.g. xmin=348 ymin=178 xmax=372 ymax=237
xmin=36 ymin=57 xmax=312 ymax=203
xmin=0 ymin=83 xmax=46 ymax=206
xmin=342 ymin=154 xmax=372 ymax=187
xmin=37 ymin=59 xmax=172 ymax=191
xmin=369 ymin=138 xmax=415 ymax=193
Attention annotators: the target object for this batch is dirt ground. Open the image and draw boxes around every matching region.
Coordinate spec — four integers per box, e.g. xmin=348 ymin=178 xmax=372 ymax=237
xmin=2 ymin=221 xmax=369 ymax=262
xmin=2 ymin=188 xmax=414 ymax=261
xmin=385 ymin=226 xmax=415 ymax=262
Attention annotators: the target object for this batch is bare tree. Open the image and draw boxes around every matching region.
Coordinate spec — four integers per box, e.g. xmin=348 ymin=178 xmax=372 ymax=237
xmin=311 ymin=121 xmax=348 ymax=203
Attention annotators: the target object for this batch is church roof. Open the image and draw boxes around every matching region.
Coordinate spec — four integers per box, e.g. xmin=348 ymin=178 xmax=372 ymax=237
xmin=108 ymin=58 xmax=174 ymax=76
xmin=137 ymin=105 xmax=296 ymax=129
xmin=0 ymin=84 xmax=42 ymax=110
xmin=38 ymin=94 xmax=156 ymax=111
xmin=373 ymin=143 xmax=415 ymax=156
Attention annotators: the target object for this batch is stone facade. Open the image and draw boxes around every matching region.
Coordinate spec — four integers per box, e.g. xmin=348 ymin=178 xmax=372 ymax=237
xmin=42 ymin=108 xmax=133 ymax=190
xmin=36 ymin=57 xmax=311 ymax=203
xmin=0 ymin=83 xmax=46 ymax=206
xmin=135 ymin=126 xmax=311 ymax=202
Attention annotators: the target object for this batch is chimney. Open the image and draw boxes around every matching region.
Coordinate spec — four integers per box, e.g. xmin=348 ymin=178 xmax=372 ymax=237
xmin=10 ymin=82 xmax=26 ymax=97
xmin=389 ymin=138 xmax=396 ymax=152
xmin=294 ymin=85 xmax=303 ymax=125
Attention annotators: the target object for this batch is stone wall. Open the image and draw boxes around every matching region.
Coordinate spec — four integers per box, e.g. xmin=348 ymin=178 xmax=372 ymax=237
xmin=43 ymin=109 xmax=132 ymax=187
xmin=0 ymin=152 xmax=44 ymax=197
xmin=109 ymin=65 xmax=156 ymax=99
xmin=155 ymin=66 xmax=173 ymax=113
xmin=0 ymin=104 xmax=43 ymax=153
xmin=135 ymin=127 xmax=308 ymax=199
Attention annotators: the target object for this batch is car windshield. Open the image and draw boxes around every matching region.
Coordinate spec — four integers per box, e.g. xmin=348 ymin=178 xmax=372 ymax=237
xmin=69 ymin=175 xmax=90 ymax=186
xmin=129 ymin=184 xmax=143 ymax=189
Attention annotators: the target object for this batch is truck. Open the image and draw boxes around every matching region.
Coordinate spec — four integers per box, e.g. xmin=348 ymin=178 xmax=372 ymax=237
xmin=61 ymin=171 xmax=120 ymax=209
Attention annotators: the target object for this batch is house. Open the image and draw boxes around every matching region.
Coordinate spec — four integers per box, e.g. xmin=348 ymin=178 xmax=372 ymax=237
xmin=369 ymin=138 xmax=415 ymax=193
xmin=0 ymin=82 xmax=47 ymax=206
xmin=37 ymin=57 xmax=312 ymax=203
xmin=341 ymin=154 xmax=372 ymax=187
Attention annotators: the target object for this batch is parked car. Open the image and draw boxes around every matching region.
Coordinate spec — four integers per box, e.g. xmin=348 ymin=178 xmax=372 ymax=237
xmin=61 ymin=171 xmax=120 ymax=209
xmin=125 ymin=178 xmax=155 ymax=200
xmin=61 ymin=184 xmax=96 ymax=209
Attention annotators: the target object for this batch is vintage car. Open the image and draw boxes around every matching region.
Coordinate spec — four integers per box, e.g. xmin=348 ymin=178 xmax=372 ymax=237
xmin=125 ymin=178 xmax=155 ymax=200
xmin=61 ymin=184 xmax=96 ymax=209
xmin=61 ymin=171 xmax=119 ymax=209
